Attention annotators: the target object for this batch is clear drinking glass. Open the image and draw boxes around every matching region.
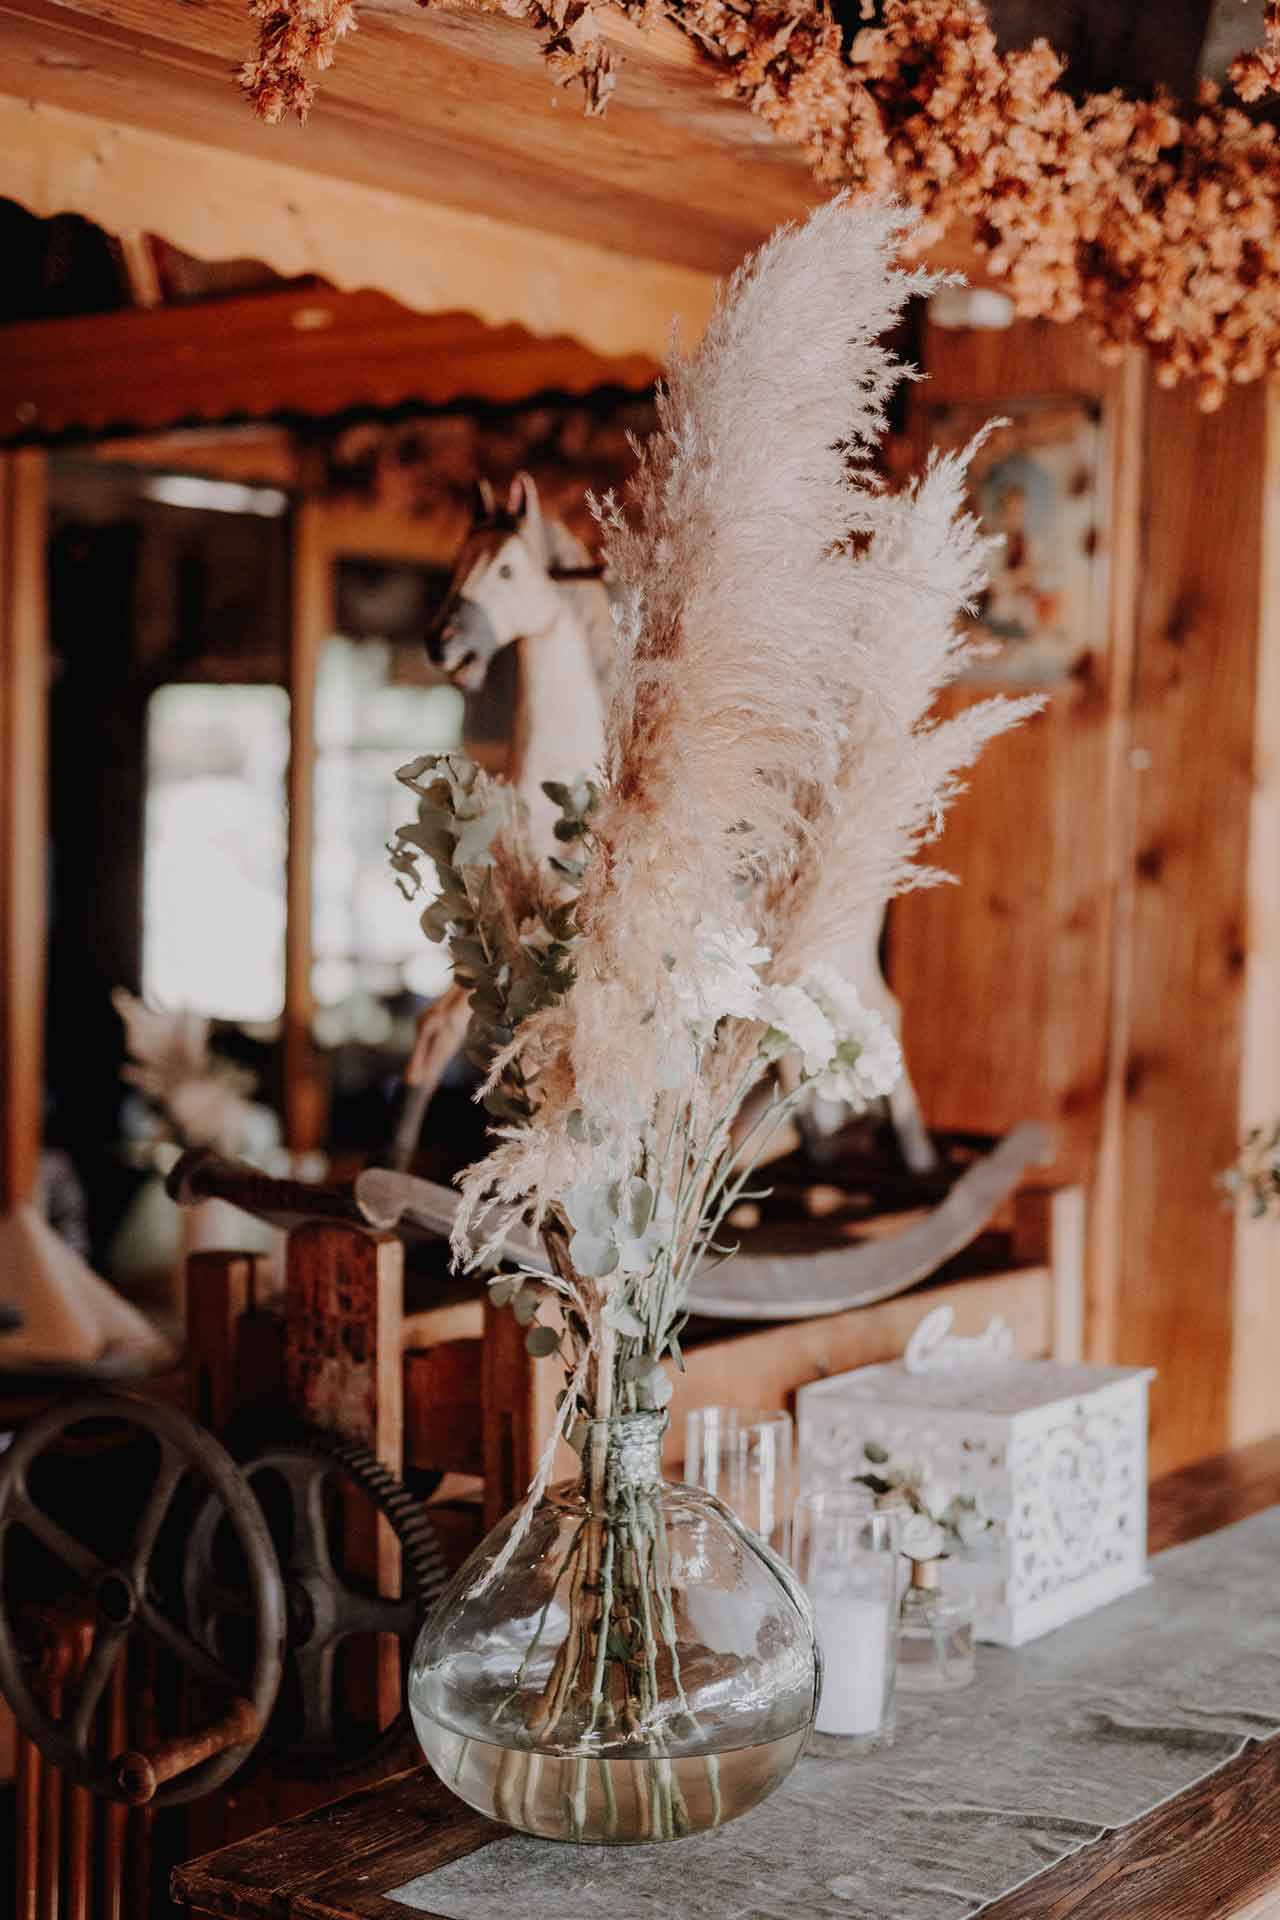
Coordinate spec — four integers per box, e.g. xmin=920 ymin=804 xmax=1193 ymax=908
xmin=683 ymin=1404 xmax=740 ymax=1500
xmin=733 ymin=1411 xmax=794 ymax=1560
xmin=792 ymin=1484 xmax=899 ymax=1753
xmin=684 ymin=1406 xmax=795 ymax=1559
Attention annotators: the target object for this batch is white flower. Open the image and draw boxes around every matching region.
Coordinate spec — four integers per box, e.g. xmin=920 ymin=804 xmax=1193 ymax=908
xmin=883 ymin=1454 xmax=952 ymax=1524
xmin=951 ymin=1500 xmax=993 ymax=1551
xmin=805 ymin=963 xmax=867 ymax=1032
xmin=803 ymin=967 xmax=903 ymax=1106
xmin=670 ymin=918 xmax=771 ymax=1033
xmin=899 ymin=1512 xmax=946 ymax=1561
xmin=761 ymin=983 xmax=836 ymax=1077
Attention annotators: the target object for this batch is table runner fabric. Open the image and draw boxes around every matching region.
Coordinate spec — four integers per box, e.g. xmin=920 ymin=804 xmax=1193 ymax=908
xmin=391 ymin=1509 xmax=1280 ymax=1920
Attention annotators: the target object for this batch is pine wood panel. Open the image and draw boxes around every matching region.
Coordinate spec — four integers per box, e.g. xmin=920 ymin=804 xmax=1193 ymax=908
xmin=171 ymin=1439 xmax=1280 ymax=1920
xmin=0 ymin=291 xmax=658 ymax=444
xmin=1230 ymin=383 xmax=1280 ymax=1449
xmin=0 ymin=449 xmax=48 ymax=1208
xmin=895 ymin=326 xmax=1277 ymax=1476
xmin=285 ymin=498 xmax=328 ymax=1154
xmin=892 ymin=326 xmax=1142 ymax=1203
xmin=1114 ymin=380 xmax=1269 ymax=1474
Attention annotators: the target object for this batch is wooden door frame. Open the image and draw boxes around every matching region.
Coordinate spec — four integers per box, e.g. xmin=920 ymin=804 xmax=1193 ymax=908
xmin=0 ymin=449 xmax=49 ymax=1208
xmin=284 ymin=500 xmax=462 ymax=1150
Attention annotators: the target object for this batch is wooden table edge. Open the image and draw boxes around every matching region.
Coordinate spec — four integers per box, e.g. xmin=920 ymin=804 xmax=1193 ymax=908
xmin=174 ymin=1434 xmax=1280 ymax=1920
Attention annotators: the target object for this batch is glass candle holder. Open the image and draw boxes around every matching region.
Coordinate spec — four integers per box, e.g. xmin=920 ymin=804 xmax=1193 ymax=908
xmin=792 ymin=1484 xmax=898 ymax=1754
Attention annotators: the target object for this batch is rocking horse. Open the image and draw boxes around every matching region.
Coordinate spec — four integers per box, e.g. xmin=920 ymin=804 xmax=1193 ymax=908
xmin=393 ymin=471 xmax=937 ymax=1177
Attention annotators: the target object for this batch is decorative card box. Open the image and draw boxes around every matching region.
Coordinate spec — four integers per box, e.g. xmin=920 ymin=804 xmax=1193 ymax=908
xmin=796 ymin=1356 xmax=1155 ymax=1646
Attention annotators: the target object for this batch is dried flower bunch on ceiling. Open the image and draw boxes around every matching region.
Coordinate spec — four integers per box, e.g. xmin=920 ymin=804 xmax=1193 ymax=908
xmin=240 ymin=0 xmax=1280 ymax=408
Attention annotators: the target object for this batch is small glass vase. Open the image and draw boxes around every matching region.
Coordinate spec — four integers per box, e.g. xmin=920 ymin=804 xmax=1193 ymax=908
xmin=409 ymin=1411 xmax=820 ymax=1844
xmin=896 ymin=1557 xmax=976 ymax=1693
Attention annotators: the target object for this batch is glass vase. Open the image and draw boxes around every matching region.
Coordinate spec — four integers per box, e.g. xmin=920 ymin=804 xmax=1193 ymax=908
xmin=409 ymin=1410 xmax=820 ymax=1843
xmin=896 ymin=1557 xmax=976 ymax=1693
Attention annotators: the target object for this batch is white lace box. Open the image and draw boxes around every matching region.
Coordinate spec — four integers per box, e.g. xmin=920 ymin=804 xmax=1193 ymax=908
xmin=796 ymin=1358 xmax=1155 ymax=1647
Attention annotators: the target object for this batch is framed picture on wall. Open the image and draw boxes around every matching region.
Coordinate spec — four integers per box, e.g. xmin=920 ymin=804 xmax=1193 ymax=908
xmin=927 ymin=395 xmax=1107 ymax=685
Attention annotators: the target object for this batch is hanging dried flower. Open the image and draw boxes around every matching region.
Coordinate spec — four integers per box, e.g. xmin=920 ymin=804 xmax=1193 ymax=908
xmin=240 ymin=0 xmax=357 ymax=122
xmin=237 ymin=0 xmax=1280 ymax=406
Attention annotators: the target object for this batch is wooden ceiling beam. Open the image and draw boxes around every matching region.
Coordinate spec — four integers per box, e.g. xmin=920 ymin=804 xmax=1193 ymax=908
xmin=0 ymin=279 xmax=660 ymax=443
xmin=0 ymin=0 xmax=815 ymax=278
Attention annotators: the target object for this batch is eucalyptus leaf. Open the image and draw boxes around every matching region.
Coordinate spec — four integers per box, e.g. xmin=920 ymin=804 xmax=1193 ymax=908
xmin=419 ymin=900 xmax=453 ymax=944
xmin=450 ymin=938 xmax=490 ymax=979
xmin=620 ymin=1176 xmax=655 ymax=1239
xmin=616 ymin=1230 xmax=661 ymax=1275
xmin=540 ymin=779 xmax=573 ymax=808
xmin=565 ymin=1179 xmax=618 ymax=1238
xmin=525 ymin=1325 xmax=560 ymax=1359
xmin=644 ymin=1364 xmax=674 ymax=1409
xmin=512 ymin=1289 xmax=540 ymax=1327
xmin=567 ymin=1228 xmax=619 ymax=1279
xmin=452 ymin=804 xmax=503 ymax=868
xmin=603 ymin=1298 xmax=647 ymax=1339
xmin=487 ymin=1276 xmax=517 ymax=1308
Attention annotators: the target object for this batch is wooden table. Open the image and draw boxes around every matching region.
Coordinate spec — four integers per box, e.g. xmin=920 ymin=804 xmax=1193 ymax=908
xmin=173 ymin=1435 xmax=1280 ymax=1920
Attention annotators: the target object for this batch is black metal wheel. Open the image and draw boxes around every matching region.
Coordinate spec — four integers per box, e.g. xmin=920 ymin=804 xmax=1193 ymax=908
xmin=185 ymin=1429 xmax=448 ymax=1780
xmin=0 ymin=1391 xmax=285 ymax=1804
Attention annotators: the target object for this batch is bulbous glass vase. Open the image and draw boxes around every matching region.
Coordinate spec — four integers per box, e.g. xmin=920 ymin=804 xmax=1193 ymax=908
xmin=409 ymin=1410 xmax=820 ymax=1844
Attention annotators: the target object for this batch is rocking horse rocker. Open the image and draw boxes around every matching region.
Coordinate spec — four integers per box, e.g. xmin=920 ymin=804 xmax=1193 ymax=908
xmin=382 ymin=472 xmax=1049 ymax=1321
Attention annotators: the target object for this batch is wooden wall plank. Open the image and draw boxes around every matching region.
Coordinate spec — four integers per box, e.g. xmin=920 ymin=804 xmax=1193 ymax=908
xmin=1084 ymin=351 xmax=1145 ymax=1380
xmin=892 ymin=325 xmax=1141 ymax=1204
xmin=1230 ymin=383 xmax=1280 ymax=1446
xmin=896 ymin=323 xmax=1277 ymax=1474
xmin=284 ymin=497 xmax=327 ymax=1154
xmin=0 ymin=449 xmax=48 ymax=1208
xmin=1110 ymin=380 xmax=1267 ymax=1473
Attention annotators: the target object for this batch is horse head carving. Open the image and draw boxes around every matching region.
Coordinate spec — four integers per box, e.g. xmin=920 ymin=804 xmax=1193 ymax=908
xmin=427 ymin=474 xmax=566 ymax=691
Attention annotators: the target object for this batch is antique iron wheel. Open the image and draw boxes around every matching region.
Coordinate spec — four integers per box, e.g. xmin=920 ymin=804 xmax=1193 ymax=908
xmin=0 ymin=1391 xmax=285 ymax=1804
xmin=185 ymin=1429 xmax=448 ymax=1779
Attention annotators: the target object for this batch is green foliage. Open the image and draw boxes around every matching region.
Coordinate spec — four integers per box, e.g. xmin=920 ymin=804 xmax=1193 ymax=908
xmin=388 ymin=750 xmax=593 ymax=1102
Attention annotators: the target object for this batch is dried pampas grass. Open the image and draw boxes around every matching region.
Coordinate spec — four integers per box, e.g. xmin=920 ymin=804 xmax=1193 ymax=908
xmin=455 ymin=194 xmax=1040 ymax=1246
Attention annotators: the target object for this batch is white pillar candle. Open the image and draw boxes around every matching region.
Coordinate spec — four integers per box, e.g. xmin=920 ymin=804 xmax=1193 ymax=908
xmin=813 ymin=1593 xmax=889 ymax=1736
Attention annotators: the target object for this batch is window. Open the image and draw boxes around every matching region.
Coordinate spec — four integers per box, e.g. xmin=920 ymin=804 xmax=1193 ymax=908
xmin=310 ymin=631 xmax=463 ymax=1045
xmin=142 ymin=684 xmax=290 ymax=1023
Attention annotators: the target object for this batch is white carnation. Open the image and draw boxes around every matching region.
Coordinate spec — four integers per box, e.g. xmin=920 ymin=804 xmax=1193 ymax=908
xmin=898 ymin=1512 xmax=946 ymax=1562
xmin=762 ymin=983 xmax=836 ymax=1077
xmin=952 ymin=1501 xmax=993 ymax=1551
xmin=805 ymin=962 xmax=868 ymax=1033
xmin=670 ymin=918 xmax=771 ymax=1033
xmin=815 ymin=1004 xmax=903 ymax=1105
xmin=802 ymin=965 xmax=903 ymax=1105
